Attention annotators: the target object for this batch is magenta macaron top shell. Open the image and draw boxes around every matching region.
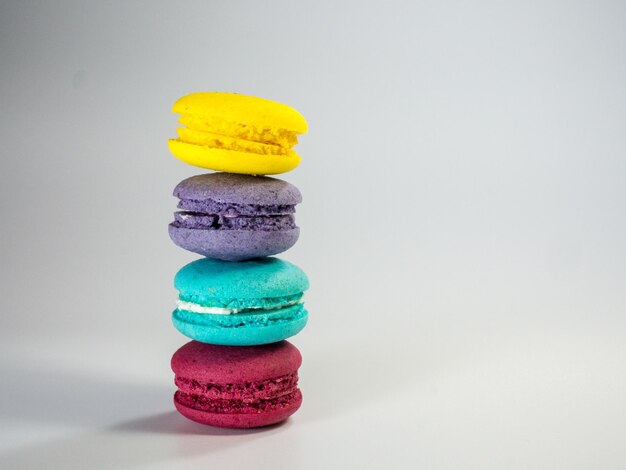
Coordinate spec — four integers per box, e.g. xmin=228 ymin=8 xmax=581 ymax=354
xmin=169 ymin=172 xmax=302 ymax=261
xmin=171 ymin=340 xmax=303 ymax=428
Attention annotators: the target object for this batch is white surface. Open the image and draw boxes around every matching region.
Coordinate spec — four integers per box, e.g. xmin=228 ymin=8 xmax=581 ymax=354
xmin=1 ymin=1 xmax=625 ymax=468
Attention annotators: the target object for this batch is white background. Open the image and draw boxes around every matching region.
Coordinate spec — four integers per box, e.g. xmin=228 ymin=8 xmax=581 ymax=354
xmin=1 ymin=1 xmax=625 ymax=468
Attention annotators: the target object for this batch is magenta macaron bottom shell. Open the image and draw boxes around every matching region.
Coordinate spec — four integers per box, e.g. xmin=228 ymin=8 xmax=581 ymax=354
xmin=174 ymin=389 xmax=303 ymax=428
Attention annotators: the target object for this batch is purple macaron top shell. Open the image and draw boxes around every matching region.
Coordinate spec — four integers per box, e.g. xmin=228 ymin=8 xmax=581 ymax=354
xmin=173 ymin=173 xmax=302 ymax=206
xmin=171 ymin=340 xmax=302 ymax=384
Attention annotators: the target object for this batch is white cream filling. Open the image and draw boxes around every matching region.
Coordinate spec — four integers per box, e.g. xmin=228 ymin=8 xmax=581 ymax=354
xmin=176 ymin=296 xmax=303 ymax=316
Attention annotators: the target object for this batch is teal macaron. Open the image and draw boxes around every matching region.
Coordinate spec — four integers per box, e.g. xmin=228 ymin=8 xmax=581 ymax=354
xmin=172 ymin=257 xmax=309 ymax=346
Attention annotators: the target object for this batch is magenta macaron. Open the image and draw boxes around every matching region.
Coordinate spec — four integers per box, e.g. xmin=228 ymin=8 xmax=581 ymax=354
xmin=171 ymin=340 xmax=303 ymax=428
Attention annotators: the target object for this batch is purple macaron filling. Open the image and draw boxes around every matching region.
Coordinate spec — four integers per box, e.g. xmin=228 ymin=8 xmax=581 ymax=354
xmin=172 ymin=198 xmax=297 ymax=232
xmin=173 ymin=211 xmax=296 ymax=231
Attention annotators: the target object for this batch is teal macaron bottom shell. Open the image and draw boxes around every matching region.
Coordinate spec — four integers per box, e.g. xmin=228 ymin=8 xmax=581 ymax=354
xmin=172 ymin=304 xmax=308 ymax=346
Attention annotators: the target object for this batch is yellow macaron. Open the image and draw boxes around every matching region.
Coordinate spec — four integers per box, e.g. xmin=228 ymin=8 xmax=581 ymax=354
xmin=168 ymin=92 xmax=307 ymax=175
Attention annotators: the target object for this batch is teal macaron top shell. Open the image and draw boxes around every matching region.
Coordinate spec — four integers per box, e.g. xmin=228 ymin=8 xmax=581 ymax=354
xmin=174 ymin=257 xmax=309 ymax=307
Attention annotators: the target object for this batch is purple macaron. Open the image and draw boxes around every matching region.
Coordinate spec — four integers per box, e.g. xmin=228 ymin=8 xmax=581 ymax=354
xmin=169 ymin=173 xmax=302 ymax=261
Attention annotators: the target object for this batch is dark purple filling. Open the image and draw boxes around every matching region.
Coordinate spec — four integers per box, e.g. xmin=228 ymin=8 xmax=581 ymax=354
xmin=175 ymin=373 xmax=299 ymax=401
xmin=174 ymin=389 xmax=302 ymax=414
xmin=172 ymin=212 xmax=296 ymax=231
xmin=178 ymin=198 xmax=295 ymax=216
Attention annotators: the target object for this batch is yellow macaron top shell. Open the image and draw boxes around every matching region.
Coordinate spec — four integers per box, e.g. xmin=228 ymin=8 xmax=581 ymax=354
xmin=169 ymin=92 xmax=307 ymax=175
xmin=173 ymin=92 xmax=308 ymax=135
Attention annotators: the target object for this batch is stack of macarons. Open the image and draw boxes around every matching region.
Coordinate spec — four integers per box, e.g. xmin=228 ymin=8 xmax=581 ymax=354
xmin=167 ymin=92 xmax=309 ymax=428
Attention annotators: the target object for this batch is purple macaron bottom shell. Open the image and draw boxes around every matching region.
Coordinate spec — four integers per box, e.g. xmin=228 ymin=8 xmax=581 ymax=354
xmin=169 ymin=225 xmax=300 ymax=261
xmin=174 ymin=389 xmax=303 ymax=428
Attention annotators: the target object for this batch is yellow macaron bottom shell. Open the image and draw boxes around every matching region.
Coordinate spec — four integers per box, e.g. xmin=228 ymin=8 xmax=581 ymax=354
xmin=168 ymin=139 xmax=301 ymax=175
xmin=179 ymin=115 xmax=298 ymax=149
